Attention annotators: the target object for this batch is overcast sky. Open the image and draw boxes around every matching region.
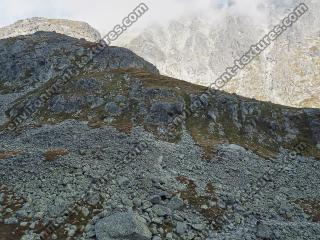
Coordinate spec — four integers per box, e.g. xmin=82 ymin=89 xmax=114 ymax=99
xmin=0 ymin=0 xmax=269 ymax=33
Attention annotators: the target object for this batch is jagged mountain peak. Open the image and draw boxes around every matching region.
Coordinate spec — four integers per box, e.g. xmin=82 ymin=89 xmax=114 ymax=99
xmin=118 ymin=0 xmax=320 ymax=108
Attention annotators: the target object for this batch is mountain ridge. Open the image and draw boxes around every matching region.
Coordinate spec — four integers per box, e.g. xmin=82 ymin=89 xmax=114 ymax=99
xmin=118 ymin=0 xmax=320 ymax=108
xmin=0 ymin=17 xmax=101 ymax=42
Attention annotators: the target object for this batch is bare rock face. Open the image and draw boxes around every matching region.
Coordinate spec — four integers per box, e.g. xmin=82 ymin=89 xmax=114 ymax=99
xmin=0 ymin=17 xmax=101 ymax=42
xmin=0 ymin=32 xmax=159 ymax=125
xmin=0 ymin=32 xmax=158 ymax=93
xmin=119 ymin=0 xmax=320 ymax=108
xmin=95 ymin=212 xmax=152 ymax=240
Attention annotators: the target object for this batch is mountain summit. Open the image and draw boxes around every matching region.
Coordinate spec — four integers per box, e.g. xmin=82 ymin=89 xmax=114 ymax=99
xmin=119 ymin=0 xmax=320 ymax=108
xmin=0 ymin=17 xmax=101 ymax=42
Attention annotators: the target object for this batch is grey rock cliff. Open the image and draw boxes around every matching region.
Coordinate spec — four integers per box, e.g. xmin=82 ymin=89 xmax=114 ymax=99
xmin=118 ymin=0 xmax=320 ymax=108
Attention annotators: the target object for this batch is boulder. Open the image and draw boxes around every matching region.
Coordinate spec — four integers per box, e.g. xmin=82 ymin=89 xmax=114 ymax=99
xmin=95 ymin=211 xmax=152 ymax=240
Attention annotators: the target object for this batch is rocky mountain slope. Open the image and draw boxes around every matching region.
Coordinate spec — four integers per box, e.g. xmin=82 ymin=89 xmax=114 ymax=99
xmin=0 ymin=17 xmax=101 ymax=42
xmin=118 ymin=0 xmax=320 ymax=108
xmin=0 ymin=32 xmax=320 ymax=240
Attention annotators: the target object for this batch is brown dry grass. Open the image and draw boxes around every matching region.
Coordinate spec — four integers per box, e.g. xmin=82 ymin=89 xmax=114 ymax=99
xmin=186 ymin=119 xmax=223 ymax=160
xmin=295 ymin=199 xmax=320 ymax=222
xmin=0 ymin=185 xmax=29 ymax=239
xmin=111 ymin=117 xmax=133 ymax=134
xmin=112 ymin=68 xmax=206 ymax=94
xmin=43 ymin=149 xmax=69 ymax=161
xmin=45 ymin=196 xmax=104 ymax=239
xmin=176 ymin=176 xmax=224 ymax=229
xmin=0 ymin=151 xmax=21 ymax=160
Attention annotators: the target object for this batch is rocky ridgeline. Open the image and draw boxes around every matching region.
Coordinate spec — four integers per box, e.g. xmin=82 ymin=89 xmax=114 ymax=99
xmin=0 ymin=17 xmax=101 ymax=42
xmin=118 ymin=0 xmax=320 ymax=108
xmin=0 ymin=31 xmax=158 ymax=126
xmin=0 ymin=32 xmax=319 ymax=239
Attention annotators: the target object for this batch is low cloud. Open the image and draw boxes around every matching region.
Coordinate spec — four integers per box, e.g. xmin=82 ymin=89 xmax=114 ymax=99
xmin=0 ymin=0 xmax=291 ymax=33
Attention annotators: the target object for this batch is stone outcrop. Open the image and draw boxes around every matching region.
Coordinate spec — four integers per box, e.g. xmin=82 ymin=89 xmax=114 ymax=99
xmin=0 ymin=17 xmax=101 ymax=42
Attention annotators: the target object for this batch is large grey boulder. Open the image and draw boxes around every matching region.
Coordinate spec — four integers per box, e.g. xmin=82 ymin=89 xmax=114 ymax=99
xmin=146 ymin=101 xmax=184 ymax=124
xmin=95 ymin=212 xmax=152 ymax=240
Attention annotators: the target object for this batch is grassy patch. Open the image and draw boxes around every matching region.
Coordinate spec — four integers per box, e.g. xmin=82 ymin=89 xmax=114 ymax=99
xmin=43 ymin=149 xmax=69 ymax=161
xmin=0 ymin=223 xmax=20 ymax=240
xmin=42 ymin=195 xmax=104 ymax=239
xmin=176 ymin=176 xmax=224 ymax=229
xmin=111 ymin=116 xmax=133 ymax=134
xmin=0 ymin=82 xmax=14 ymax=94
xmin=112 ymin=69 xmax=206 ymax=95
xmin=295 ymin=199 xmax=320 ymax=222
xmin=0 ymin=185 xmax=32 ymax=240
xmin=186 ymin=117 xmax=223 ymax=160
xmin=0 ymin=151 xmax=21 ymax=160
xmin=5 ymin=68 xmax=319 ymax=161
